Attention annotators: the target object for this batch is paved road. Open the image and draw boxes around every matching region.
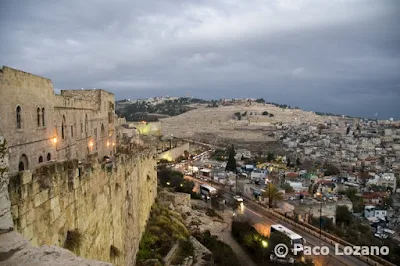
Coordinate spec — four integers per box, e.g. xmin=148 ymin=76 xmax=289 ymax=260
xmin=240 ymin=199 xmax=369 ymax=266
xmin=186 ymin=176 xmax=370 ymax=266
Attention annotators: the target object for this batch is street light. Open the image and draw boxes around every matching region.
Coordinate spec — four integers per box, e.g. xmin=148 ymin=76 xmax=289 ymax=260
xmin=261 ymin=240 xmax=268 ymax=264
xmin=261 ymin=240 xmax=268 ymax=248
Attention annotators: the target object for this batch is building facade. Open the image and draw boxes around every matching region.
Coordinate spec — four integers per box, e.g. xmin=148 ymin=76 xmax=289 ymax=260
xmin=0 ymin=66 xmax=116 ymax=173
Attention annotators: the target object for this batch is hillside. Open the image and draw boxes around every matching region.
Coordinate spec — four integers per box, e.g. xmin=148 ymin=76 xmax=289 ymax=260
xmin=160 ymin=103 xmax=340 ymax=152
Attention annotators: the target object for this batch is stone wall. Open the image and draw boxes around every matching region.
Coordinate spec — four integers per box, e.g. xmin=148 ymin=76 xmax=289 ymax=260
xmin=8 ymin=148 xmax=158 ymax=266
xmin=158 ymin=142 xmax=190 ymax=162
xmin=0 ymin=66 xmax=116 ymax=173
xmin=0 ymin=136 xmax=13 ymax=231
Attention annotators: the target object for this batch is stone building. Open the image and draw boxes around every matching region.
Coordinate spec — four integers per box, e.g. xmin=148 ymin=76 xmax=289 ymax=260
xmin=0 ymin=66 xmax=116 ymax=173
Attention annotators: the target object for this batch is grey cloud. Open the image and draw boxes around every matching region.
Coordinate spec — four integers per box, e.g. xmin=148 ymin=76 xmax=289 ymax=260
xmin=0 ymin=0 xmax=399 ymax=119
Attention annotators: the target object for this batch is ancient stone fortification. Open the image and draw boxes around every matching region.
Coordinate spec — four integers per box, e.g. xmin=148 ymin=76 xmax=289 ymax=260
xmin=0 ymin=136 xmax=13 ymax=231
xmin=7 ymin=148 xmax=157 ymax=266
xmin=158 ymin=142 xmax=190 ymax=162
xmin=0 ymin=66 xmax=116 ymax=173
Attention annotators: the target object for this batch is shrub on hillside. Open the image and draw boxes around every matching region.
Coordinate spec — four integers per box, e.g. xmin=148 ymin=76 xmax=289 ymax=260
xmin=193 ymin=230 xmax=240 ymax=266
xmin=136 ymin=203 xmax=190 ymax=265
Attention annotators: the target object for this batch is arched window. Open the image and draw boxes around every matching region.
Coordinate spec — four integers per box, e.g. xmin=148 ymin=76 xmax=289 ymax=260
xmin=62 ymin=115 xmax=66 ymax=139
xmin=47 ymin=153 xmax=51 ymax=161
xmin=18 ymin=154 xmax=29 ymax=171
xmin=42 ymin=108 xmax=45 ymax=126
xmin=38 ymin=156 xmax=43 ymax=163
xmin=37 ymin=108 xmax=41 ymax=127
xmin=16 ymin=106 xmax=22 ymax=129
xmin=94 ymin=128 xmax=97 ymax=138
xmin=71 ymin=125 xmax=74 ymax=137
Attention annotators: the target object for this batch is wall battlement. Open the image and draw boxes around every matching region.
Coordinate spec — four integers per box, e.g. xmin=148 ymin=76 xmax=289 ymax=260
xmin=8 ymin=149 xmax=158 ymax=265
xmin=54 ymin=95 xmax=99 ymax=110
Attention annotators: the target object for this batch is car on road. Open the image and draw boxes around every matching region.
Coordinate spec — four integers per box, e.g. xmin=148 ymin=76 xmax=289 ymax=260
xmin=233 ymin=195 xmax=243 ymax=202
xmin=233 ymin=195 xmax=244 ymax=208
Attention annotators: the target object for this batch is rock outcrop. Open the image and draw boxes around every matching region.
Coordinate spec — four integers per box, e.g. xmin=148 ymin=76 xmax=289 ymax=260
xmin=0 ymin=231 xmax=112 ymax=266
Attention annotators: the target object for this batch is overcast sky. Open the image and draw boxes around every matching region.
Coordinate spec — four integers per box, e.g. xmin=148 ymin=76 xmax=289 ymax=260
xmin=1 ymin=0 xmax=399 ymax=119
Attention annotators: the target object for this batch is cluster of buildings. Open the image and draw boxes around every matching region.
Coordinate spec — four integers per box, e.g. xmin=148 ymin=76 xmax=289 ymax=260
xmin=278 ymin=119 xmax=400 ymax=173
xmin=278 ymin=119 xmax=400 ymax=198
xmin=116 ymin=96 xmax=180 ymax=109
xmin=274 ymin=118 xmax=400 ymax=238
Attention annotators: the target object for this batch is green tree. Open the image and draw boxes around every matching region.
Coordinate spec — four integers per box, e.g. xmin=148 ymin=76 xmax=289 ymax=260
xmin=255 ymin=98 xmax=265 ymax=103
xmin=263 ymin=183 xmax=284 ymax=208
xmin=281 ymin=183 xmax=294 ymax=193
xmin=324 ymin=164 xmax=340 ymax=176
xmin=234 ymin=112 xmax=241 ymax=120
xmin=345 ymin=187 xmax=358 ymax=201
xmin=175 ymin=179 xmax=195 ymax=194
xmin=382 ymin=196 xmax=393 ymax=209
xmin=286 ymin=158 xmax=291 ymax=167
xmin=267 ymin=152 xmax=275 ymax=162
xmin=296 ymin=158 xmax=301 ymax=166
xmin=262 ymin=111 xmax=269 ymax=116
xmin=225 ymin=144 xmax=237 ymax=172
xmin=335 ymin=205 xmax=352 ymax=226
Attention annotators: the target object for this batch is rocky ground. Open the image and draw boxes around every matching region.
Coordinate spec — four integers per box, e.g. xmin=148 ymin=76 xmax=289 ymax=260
xmin=165 ymin=195 xmax=256 ymax=266
xmin=0 ymin=231 xmax=112 ymax=266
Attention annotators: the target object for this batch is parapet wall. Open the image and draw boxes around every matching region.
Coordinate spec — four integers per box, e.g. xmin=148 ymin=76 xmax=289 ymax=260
xmin=54 ymin=94 xmax=99 ymax=110
xmin=158 ymin=142 xmax=190 ymax=161
xmin=8 ymin=149 xmax=158 ymax=266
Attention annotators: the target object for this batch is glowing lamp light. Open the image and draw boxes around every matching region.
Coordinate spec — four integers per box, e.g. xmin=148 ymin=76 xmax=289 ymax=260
xmin=88 ymin=141 xmax=94 ymax=148
xmin=112 ymin=142 xmax=115 ymax=146
xmin=106 ymin=141 xmax=110 ymax=147
xmin=180 ymin=184 xmax=183 ymax=187
xmin=52 ymin=137 xmax=57 ymax=144
xmin=166 ymin=182 xmax=170 ymax=186
xmin=261 ymin=240 xmax=268 ymax=248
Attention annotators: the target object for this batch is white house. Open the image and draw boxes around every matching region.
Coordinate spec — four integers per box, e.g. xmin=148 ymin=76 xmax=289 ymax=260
xmin=250 ymin=169 xmax=268 ymax=180
xmin=364 ymin=205 xmax=387 ymax=220
xmin=287 ymin=182 xmax=303 ymax=192
xmin=367 ymin=173 xmax=396 ymax=191
xmin=200 ymin=168 xmax=212 ymax=179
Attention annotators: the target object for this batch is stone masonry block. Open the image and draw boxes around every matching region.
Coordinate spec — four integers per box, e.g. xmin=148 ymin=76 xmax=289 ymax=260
xmin=11 ymin=205 xmax=18 ymax=219
xmin=51 ymin=205 xmax=61 ymax=223
xmin=25 ymin=210 xmax=34 ymax=226
xmin=18 ymin=200 xmax=32 ymax=217
xmin=58 ymin=212 xmax=66 ymax=227
xmin=21 ymin=171 xmax=32 ymax=185
xmin=21 ymin=184 xmax=29 ymax=199
xmin=34 ymin=189 xmax=49 ymax=207
xmin=21 ymin=224 xmax=34 ymax=240
xmin=50 ymin=196 xmax=59 ymax=210
xmin=31 ymin=181 xmax=41 ymax=197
